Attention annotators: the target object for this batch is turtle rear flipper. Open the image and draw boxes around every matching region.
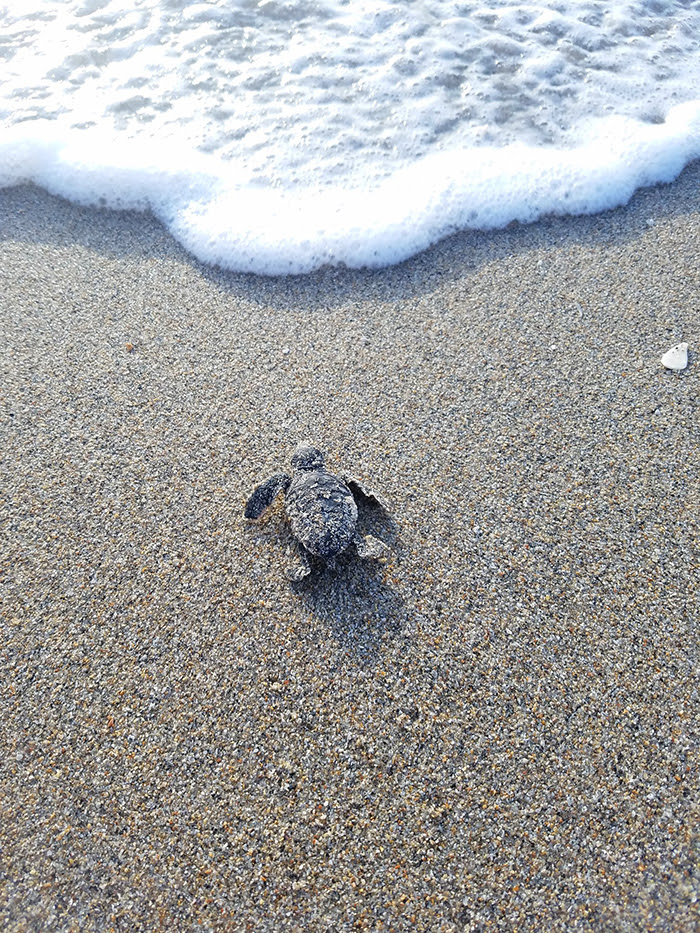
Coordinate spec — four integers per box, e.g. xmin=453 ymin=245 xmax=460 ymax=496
xmin=343 ymin=474 xmax=389 ymax=512
xmin=353 ymin=533 xmax=389 ymax=560
xmin=244 ymin=473 xmax=291 ymax=519
xmin=286 ymin=541 xmax=312 ymax=582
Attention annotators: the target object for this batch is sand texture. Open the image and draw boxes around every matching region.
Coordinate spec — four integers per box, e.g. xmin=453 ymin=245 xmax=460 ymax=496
xmin=1 ymin=167 xmax=699 ymax=932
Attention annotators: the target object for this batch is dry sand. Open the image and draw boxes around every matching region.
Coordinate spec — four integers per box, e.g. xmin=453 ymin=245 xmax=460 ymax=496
xmin=1 ymin=168 xmax=698 ymax=932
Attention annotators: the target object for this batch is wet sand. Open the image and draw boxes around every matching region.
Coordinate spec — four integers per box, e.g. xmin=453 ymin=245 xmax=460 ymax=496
xmin=1 ymin=168 xmax=698 ymax=931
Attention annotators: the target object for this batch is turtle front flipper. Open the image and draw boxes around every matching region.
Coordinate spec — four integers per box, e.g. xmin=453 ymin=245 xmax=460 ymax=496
xmin=353 ymin=533 xmax=389 ymax=560
xmin=343 ymin=474 xmax=389 ymax=512
xmin=244 ymin=473 xmax=291 ymax=519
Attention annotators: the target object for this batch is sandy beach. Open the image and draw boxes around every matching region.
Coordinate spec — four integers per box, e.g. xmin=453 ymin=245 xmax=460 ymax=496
xmin=1 ymin=167 xmax=698 ymax=932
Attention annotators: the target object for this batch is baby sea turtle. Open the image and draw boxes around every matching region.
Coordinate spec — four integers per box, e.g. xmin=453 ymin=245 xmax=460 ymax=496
xmin=244 ymin=444 xmax=390 ymax=581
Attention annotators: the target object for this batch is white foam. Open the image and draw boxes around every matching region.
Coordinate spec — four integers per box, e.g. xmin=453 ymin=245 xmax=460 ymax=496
xmin=1 ymin=2 xmax=700 ymax=274
xmin=3 ymin=102 xmax=699 ymax=275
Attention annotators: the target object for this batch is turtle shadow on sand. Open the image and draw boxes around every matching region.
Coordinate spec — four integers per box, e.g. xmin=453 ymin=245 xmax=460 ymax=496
xmin=293 ymin=552 xmax=407 ymax=659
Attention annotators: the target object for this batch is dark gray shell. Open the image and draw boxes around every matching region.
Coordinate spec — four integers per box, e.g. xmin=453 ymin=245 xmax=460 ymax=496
xmin=244 ymin=445 xmax=389 ymax=579
xmin=284 ymin=468 xmax=358 ymax=558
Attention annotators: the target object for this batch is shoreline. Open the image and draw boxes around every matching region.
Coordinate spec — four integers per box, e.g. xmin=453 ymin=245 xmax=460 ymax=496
xmin=1 ymin=166 xmax=698 ymax=931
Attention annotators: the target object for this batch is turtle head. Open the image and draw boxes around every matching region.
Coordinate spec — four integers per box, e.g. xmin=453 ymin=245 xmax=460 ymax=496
xmin=291 ymin=444 xmax=325 ymax=472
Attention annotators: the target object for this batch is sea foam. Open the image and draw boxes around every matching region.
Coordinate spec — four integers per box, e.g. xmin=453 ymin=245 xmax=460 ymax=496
xmin=1 ymin=1 xmax=700 ymax=274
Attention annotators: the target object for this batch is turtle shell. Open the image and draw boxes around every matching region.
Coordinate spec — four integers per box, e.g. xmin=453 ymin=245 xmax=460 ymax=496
xmin=285 ymin=469 xmax=358 ymax=558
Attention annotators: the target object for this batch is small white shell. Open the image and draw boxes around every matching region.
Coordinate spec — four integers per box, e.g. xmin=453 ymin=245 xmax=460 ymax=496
xmin=661 ymin=342 xmax=688 ymax=372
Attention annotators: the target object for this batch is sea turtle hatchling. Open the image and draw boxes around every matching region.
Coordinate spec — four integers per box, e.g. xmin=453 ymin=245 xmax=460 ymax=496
xmin=244 ymin=444 xmax=390 ymax=580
